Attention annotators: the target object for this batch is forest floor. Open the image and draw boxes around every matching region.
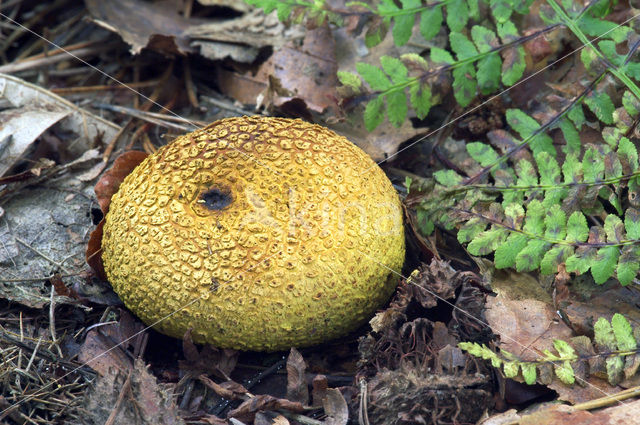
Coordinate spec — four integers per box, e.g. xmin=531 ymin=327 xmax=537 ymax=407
xmin=1 ymin=0 xmax=640 ymax=424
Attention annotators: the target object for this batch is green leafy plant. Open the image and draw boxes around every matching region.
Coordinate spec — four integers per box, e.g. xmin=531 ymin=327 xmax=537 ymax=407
xmin=249 ymin=0 xmax=640 ymax=285
xmin=246 ymin=0 xmax=635 ymax=131
xmin=244 ymin=0 xmax=342 ymax=25
xmin=409 ymin=0 xmax=640 ymax=286
xmin=421 ymin=125 xmax=640 ymax=284
xmin=248 ymin=0 xmax=540 ymax=129
xmin=337 ymin=3 xmax=536 ymax=129
xmin=459 ymin=313 xmax=640 ymax=386
xmin=415 ymin=107 xmax=640 ymax=284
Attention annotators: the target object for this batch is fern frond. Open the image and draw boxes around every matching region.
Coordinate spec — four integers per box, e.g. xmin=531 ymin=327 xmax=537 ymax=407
xmin=245 ymin=0 xmax=341 ymax=26
xmin=419 ymin=103 xmax=640 ymax=284
xmin=460 ymin=313 xmax=640 ymax=386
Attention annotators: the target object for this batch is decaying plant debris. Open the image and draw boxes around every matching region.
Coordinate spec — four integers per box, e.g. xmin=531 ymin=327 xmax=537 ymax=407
xmin=357 ymin=259 xmax=493 ymax=424
xmin=0 ymin=302 xmax=96 ymax=423
xmin=4 ymin=0 xmax=640 ymax=424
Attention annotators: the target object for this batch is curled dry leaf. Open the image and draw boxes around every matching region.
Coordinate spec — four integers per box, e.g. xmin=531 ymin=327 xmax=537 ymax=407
xmin=181 ymin=329 xmax=238 ymax=378
xmin=199 ymin=375 xmax=249 ymax=400
xmin=86 ymin=220 xmax=107 ymax=281
xmin=286 ymin=347 xmax=309 ymax=405
xmin=80 ymin=358 xmax=184 ymax=425
xmin=0 ymin=107 xmax=68 ymax=177
xmin=94 ymin=150 xmax=148 ymax=214
xmin=322 ymin=388 xmax=348 ymax=425
xmin=311 ymin=374 xmax=329 ymax=408
xmin=0 ymin=73 xmax=121 ymax=149
xmin=369 ymin=258 xmax=462 ymax=334
xmin=78 ymin=310 xmax=146 ymax=376
xmin=85 ymin=0 xmax=194 ymax=55
xmin=86 ymin=150 xmax=148 ymax=279
xmin=188 ymin=8 xmax=301 ymax=62
xmin=218 ymin=25 xmax=337 ymax=114
xmin=227 ymin=394 xmax=305 ymax=423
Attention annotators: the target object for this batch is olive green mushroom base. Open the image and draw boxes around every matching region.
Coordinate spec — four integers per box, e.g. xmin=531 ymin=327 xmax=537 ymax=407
xmin=102 ymin=116 xmax=405 ymax=351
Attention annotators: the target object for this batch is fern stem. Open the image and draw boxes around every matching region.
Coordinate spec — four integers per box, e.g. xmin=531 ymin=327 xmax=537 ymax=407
xmin=462 ymin=170 xmax=640 ymax=193
xmin=547 ymin=0 xmax=640 ymax=100
xmin=452 ymin=208 xmax=640 ymax=247
xmin=465 ymin=70 xmax=605 ymax=185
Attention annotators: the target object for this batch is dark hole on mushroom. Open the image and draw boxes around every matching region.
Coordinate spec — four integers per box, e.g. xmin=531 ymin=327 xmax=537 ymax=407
xmin=200 ymin=188 xmax=232 ymax=210
xmin=90 ymin=207 xmax=103 ymax=224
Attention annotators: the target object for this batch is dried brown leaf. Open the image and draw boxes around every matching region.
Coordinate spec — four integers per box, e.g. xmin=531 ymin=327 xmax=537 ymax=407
xmin=201 ymin=415 xmax=227 ymax=425
xmin=255 ymin=412 xmax=290 ymax=425
xmin=180 ymin=332 xmax=238 ymax=378
xmin=227 ymin=394 xmax=305 ymax=423
xmin=50 ymin=272 xmax=82 ymax=300
xmin=311 ymin=374 xmax=329 ymax=408
xmin=78 ymin=311 xmax=145 ymax=375
xmin=88 ymin=150 xmax=148 ymax=279
xmin=437 ymin=345 xmax=466 ymax=373
xmin=523 ymin=28 xmax=555 ymax=65
xmin=85 ymin=0 xmax=194 ymax=55
xmin=94 ymin=150 xmax=148 ymax=214
xmin=80 ymin=358 xmax=184 ymax=425
xmin=188 ymin=8 xmax=301 ymax=61
xmin=251 ymin=26 xmax=338 ymax=114
xmin=322 ymin=388 xmax=348 ymax=425
xmin=86 ymin=219 xmax=107 ymax=280
xmin=182 ymin=329 xmax=200 ymax=364
xmin=78 ymin=329 xmax=133 ymax=376
xmin=286 ymin=347 xmax=309 ymax=405
xmin=199 ymin=375 xmax=248 ymax=400
xmin=487 ymin=399 xmax=640 ymax=425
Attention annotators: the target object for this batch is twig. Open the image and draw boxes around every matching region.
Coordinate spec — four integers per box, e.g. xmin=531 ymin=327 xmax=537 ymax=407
xmin=127 ymin=85 xmax=180 ymax=150
xmin=0 ymin=42 xmax=118 ymax=74
xmin=0 ymin=271 xmax=85 ymax=283
xmin=105 ymin=370 xmax=133 ymax=425
xmin=94 ymin=103 xmax=207 ymax=127
xmin=16 ymin=37 xmax=103 ymax=62
xmin=572 ymin=386 xmax=640 ymax=410
xmin=0 ymin=0 xmax=71 ymax=53
xmin=279 ymin=412 xmax=324 ymax=425
xmin=49 ymin=285 xmax=63 ymax=358
xmin=358 ymin=378 xmax=370 ymax=425
xmin=24 ymin=335 xmax=43 ymax=373
xmin=183 ymin=60 xmax=200 ymax=109
xmin=15 ymin=10 xmax=85 ymax=60
xmin=14 ymin=236 xmax=72 ymax=273
xmin=201 ymin=95 xmax=258 ymax=116
xmin=51 ymin=78 xmax=162 ymax=95
xmin=102 ymin=61 xmax=176 ymax=160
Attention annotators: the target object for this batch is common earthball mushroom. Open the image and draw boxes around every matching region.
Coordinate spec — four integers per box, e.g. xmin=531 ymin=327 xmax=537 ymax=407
xmin=102 ymin=116 xmax=405 ymax=351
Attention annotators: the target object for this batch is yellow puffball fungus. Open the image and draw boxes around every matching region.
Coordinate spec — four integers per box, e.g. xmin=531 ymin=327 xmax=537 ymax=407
xmin=102 ymin=116 xmax=405 ymax=351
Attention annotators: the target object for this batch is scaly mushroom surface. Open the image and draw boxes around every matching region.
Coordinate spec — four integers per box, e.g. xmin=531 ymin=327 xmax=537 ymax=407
xmin=102 ymin=116 xmax=405 ymax=351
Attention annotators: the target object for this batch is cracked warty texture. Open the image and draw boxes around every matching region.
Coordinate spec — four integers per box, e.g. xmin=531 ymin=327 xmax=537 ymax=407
xmin=102 ymin=117 xmax=405 ymax=351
